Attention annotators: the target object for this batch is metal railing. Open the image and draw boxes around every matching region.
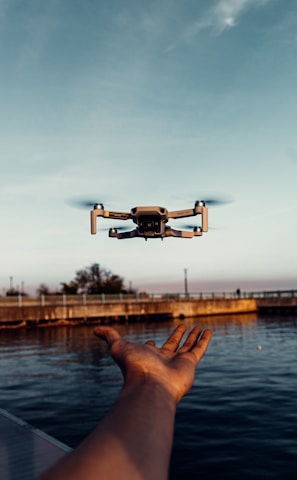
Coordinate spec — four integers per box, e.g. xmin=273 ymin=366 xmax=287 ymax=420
xmin=0 ymin=289 xmax=296 ymax=307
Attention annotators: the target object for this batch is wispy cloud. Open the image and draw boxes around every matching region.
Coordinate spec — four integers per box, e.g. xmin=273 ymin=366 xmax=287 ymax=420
xmin=287 ymin=147 xmax=297 ymax=163
xmin=0 ymin=0 xmax=9 ymax=24
xmin=164 ymin=0 xmax=271 ymax=50
xmin=0 ymin=1 xmax=60 ymax=69
xmin=188 ymin=0 xmax=271 ymax=36
xmin=17 ymin=8 xmax=59 ymax=69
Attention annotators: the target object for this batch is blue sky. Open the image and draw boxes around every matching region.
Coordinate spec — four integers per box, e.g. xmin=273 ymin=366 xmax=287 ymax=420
xmin=1 ymin=0 xmax=297 ymax=295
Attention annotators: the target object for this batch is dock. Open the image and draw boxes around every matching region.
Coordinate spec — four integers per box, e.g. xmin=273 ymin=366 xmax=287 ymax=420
xmin=0 ymin=408 xmax=71 ymax=479
xmin=1 ymin=290 xmax=296 ymax=328
xmin=0 ymin=293 xmax=258 ymax=327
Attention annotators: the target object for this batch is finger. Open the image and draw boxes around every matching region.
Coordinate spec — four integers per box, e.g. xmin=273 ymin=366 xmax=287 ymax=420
xmin=145 ymin=340 xmax=156 ymax=347
xmin=189 ymin=329 xmax=212 ymax=363
xmin=162 ymin=324 xmax=187 ymax=351
xmin=178 ymin=326 xmax=203 ymax=353
xmin=93 ymin=326 xmax=122 ymax=348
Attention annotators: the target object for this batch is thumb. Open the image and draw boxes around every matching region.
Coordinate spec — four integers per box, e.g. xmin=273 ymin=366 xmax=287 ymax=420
xmin=94 ymin=326 xmax=122 ymax=348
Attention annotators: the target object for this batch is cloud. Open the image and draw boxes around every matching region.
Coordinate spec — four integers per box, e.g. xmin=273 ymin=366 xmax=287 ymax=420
xmin=165 ymin=0 xmax=272 ymax=51
xmin=0 ymin=0 xmax=9 ymax=24
xmin=287 ymin=147 xmax=297 ymax=163
xmin=187 ymin=0 xmax=271 ymax=37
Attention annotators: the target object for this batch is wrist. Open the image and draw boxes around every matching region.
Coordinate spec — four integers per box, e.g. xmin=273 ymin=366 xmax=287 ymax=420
xmin=121 ymin=373 xmax=178 ymax=410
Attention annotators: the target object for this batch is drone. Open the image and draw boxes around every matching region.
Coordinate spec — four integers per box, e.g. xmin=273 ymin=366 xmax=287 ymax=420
xmin=90 ymin=201 xmax=208 ymax=240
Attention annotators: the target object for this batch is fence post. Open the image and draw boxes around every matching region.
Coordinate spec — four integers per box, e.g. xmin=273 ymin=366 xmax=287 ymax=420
xmin=83 ymin=293 xmax=87 ymax=305
xmin=63 ymin=294 xmax=67 ymax=306
xmin=41 ymin=294 xmax=45 ymax=307
xmin=18 ymin=294 xmax=22 ymax=307
xmin=101 ymin=293 xmax=105 ymax=304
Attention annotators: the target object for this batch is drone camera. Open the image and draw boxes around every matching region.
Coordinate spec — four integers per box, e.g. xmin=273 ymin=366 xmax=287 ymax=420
xmin=143 ymin=220 xmax=155 ymax=229
xmin=139 ymin=216 xmax=161 ymax=235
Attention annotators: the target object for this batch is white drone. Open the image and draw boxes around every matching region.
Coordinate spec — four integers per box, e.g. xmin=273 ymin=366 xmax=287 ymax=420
xmin=90 ymin=201 xmax=208 ymax=240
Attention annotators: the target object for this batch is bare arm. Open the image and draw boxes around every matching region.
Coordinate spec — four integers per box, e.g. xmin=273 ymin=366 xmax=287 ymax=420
xmin=38 ymin=324 xmax=212 ymax=480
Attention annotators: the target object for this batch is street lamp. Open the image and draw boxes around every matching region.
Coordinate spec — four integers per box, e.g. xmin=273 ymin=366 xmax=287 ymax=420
xmin=184 ymin=268 xmax=189 ymax=297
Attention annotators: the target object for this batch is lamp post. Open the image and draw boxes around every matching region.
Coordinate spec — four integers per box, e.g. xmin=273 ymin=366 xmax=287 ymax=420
xmin=184 ymin=268 xmax=189 ymax=298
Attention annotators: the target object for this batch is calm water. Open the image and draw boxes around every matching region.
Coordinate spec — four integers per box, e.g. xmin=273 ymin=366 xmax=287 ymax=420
xmin=1 ymin=314 xmax=297 ymax=479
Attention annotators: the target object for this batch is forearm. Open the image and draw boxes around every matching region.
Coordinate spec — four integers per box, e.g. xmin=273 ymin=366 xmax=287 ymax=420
xmin=39 ymin=381 xmax=176 ymax=480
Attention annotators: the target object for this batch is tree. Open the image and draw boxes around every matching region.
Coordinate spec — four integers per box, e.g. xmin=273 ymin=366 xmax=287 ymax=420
xmin=76 ymin=263 xmax=102 ymax=294
xmin=37 ymin=283 xmax=50 ymax=296
xmin=101 ymin=270 xmax=124 ymax=294
xmin=63 ymin=263 xmax=126 ymax=295
xmin=60 ymin=281 xmax=78 ymax=294
xmin=6 ymin=288 xmax=19 ymax=297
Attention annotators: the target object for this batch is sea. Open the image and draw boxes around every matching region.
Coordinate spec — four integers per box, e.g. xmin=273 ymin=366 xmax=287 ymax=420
xmin=1 ymin=313 xmax=297 ymax=479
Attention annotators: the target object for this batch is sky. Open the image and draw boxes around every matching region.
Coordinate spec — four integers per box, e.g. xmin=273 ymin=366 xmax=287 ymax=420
xmin=1 ymin=0 xmax=297 ymax=295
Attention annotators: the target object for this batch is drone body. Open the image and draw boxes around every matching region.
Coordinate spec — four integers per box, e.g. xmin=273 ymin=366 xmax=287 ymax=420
xmin=90 ymin=201 xmax=208 ymax=240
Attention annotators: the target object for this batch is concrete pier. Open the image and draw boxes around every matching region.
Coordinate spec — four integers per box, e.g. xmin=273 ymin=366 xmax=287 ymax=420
xmin=0 ymin=296 xmax=257 ymax=328
xmin=1 ymin=290 xmax=296 ymax=328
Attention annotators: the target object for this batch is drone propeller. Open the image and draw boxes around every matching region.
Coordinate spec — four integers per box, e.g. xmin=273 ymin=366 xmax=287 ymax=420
xmin=173 ymin=222 xmax=219 ymax=230
xmin=170 ymin=193 xmax=233 ymax=207
xmin=197 ymin=195 xmax=233 ymax=207
xmin=201 ymin=198 xmax=225 ymax=206
xmin=66 ymin=198 xmax=105 ymax=209
xmin=101 ymin=225 xmax=132 ymax=232
xmin=177 ymin=224 xmax=203 ymax=230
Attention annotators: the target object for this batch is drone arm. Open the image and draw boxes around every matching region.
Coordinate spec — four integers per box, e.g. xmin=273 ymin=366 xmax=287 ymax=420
xmin=201 ymin=206 xmax=208 ymax=232
xmin=109 ymin=229 xmax=138 ymax=239
xmin=90 ymin=208 xmax=130 ymax=235
xmin=164 ymin=227 xmax=203 ymax=238
xmin=168 ymin=208 xmax=195 ymax=219
xmin=90 ymin=209 xmax=100 ymax=234
xmin=168 ymin=206 xmax=208 ymax=232
xmin=103 ymin=210 xmax=131 ymax=221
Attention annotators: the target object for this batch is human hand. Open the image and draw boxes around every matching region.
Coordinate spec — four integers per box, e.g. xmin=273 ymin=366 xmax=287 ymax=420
xmin=94 ymin=324 xmax=212 ymax=404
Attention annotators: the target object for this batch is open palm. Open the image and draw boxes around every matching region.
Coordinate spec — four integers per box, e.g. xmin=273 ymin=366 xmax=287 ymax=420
xmin=94 ymin=324 xmax=212 ymax=403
